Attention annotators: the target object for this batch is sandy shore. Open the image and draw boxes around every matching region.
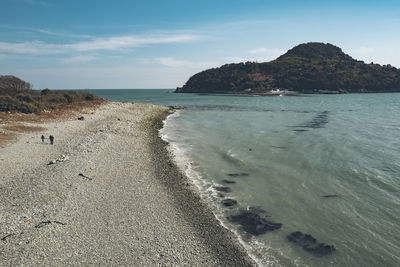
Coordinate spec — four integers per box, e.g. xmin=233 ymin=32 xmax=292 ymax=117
xmin=0 ymin=102 xmax=255 ymax=266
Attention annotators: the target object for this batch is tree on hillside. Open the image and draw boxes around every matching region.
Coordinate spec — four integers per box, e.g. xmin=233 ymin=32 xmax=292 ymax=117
xmin=0 ymin=75 xmax=32 ymax=95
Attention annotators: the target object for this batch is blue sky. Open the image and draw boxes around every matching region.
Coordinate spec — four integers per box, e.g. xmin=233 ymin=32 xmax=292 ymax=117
xmin=1 ymin=0 xmax=400 ymax=89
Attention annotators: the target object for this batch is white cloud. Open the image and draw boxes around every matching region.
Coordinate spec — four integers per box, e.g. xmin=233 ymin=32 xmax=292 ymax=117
xmin=60 ymin=56 xmax=97 ymax=63
xmin=0 ymin=34 xmax=202 ymax=55
xmin=352 ymin=46 xmax=374 ymax=56
xmin=0 ymin=41 xmax=63 ymax=55
xmin=66 ymin=34 xmax=200 ymax=52
xmin=156 ymin=57 xmax=190 ymax=67
xmin=37 ymin=29 xmax=93 ymax=39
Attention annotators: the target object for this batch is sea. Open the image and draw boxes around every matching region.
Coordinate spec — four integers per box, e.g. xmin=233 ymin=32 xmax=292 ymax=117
xmin=86 ymin=89 xmax=400 ymax=267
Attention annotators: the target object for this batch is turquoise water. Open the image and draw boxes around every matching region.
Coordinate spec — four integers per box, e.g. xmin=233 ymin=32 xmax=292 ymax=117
xmin=88 ymin=89 xmax=400 ymax=267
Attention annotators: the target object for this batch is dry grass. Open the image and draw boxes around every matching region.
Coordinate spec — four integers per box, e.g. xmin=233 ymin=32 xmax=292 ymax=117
xmin=0 ymin=99 xmax=106 ymax=123
xmin=0 ymin=98 xmax=107 ymax=147
xmin=3 ymin=124 xmax=46 ymax=133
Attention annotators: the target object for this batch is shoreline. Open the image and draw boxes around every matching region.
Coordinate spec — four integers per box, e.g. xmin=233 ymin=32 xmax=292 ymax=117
xmin=0 ymin=102 xmax=255 ymax=266
xmin=149 ymin=108 xmax=257 ymax=266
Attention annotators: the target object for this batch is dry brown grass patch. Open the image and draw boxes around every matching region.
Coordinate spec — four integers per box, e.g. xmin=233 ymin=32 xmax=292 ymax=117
xmin=0 ymin=99 xmax=107 ymax=124
xmin=4 ymin=124 xmax=46 ymax=133
xmin=0 ymin=98 xmax=107 ymax=147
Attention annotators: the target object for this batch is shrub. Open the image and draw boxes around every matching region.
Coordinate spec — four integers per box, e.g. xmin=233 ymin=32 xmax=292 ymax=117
xmin=0 ymin=95 xmax=38 ymax=113
xmin=0 ymin=95 xmax=18 ymax=111
xmin=85 ymin=93 xmax=95 ymax=101
xmin=63 ymin=93 xmax=74 ymax=103
xmin=41 ymin=88 xmax=51 ymax=95
xmin=16 ymin=93 xmax=35 ymax=103
xmin=49 ymin=97 xmax=65 ymax=103
xmin=16 ymin=102 xmax=38 ymax=113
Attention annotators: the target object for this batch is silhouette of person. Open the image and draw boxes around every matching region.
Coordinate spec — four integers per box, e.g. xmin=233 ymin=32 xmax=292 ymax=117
xmin=49 ymin=135 xmax=54 ymax=145
xmin=41 ymin=135 xmax=45 ymax=143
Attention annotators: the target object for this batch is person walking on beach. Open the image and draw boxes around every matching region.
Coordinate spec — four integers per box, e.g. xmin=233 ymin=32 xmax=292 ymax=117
xmin=41 ymin=135 xmax=45 ymax=143
xmin=49 ymin=135 xmax=54 ymax=145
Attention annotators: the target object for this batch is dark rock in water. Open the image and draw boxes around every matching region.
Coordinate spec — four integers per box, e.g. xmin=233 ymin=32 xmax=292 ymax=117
xmin=288 ymin=231 xmax=316 ymax=247
xmin=287 ymin=231 xmax=335 ymax=256
xmin=223 ymin=179 xmax=236 ymax=184
xmin=228 ymin=211 xmax=282 ymax=235
xmin=215 ymin=186 xmax=231 ymax=193
xmin=248 ymin=206 xmax=268 ymax=214
xmin=322 ymin=194 xmax=339 ymax=198
xmin=227 ymin=173 xmax=249 ymax=177
xmin=295 ymin=111 xmax=329 ymax=129
xmin=77 ymin=116 xmax=85 ymax=120
xmin=221 ymin=199 xmax=238 ymax=207
xmin=293 ymin=129 xmax=308 ymax=132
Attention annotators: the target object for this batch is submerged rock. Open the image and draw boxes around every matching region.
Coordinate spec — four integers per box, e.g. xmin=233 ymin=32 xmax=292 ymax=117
xmin=228 ymin=211 xmax=282 ymax=235
xmin=321 ymin=194 xmax=339 ymax=198
xmin=221 ymin=199 xmax=238 ymax=207
xmin=222 ymin=179 xmax=236 ymax=184
xmin=287 ymin=231 xmax=335 ymax=256
xmin=226 ymin=173 xmax=249 ymax=177
xmin=293 ymin=111 xmax=329 ymax=129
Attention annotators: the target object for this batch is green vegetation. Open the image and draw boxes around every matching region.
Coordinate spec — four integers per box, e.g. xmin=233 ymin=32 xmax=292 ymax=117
xmin=176 ymin=42 xmax=400 ymax=94
xmin=0 ymin=75 xmax=100 ymax=114
xmin=0 ymin=95 xmax=38 ymax=113
xmin=85 ymin=93 xmax=96 ymax=101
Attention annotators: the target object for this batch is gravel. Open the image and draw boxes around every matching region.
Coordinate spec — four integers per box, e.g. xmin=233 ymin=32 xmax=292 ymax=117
xmin=0 ymin=102 xmax=255 ymax=266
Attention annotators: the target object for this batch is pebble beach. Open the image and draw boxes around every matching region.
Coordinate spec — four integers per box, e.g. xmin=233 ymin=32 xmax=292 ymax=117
xmin=0 ymin=102 xmax=255 ymax=266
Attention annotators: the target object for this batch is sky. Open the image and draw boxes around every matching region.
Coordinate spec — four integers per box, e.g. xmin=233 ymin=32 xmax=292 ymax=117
xmin=1 ymin=0 xmax=400 ymax=89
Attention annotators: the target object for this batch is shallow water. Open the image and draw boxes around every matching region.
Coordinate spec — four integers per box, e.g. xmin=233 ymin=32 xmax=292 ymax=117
xmin=89 ymin=89 xmax=400 ymax=267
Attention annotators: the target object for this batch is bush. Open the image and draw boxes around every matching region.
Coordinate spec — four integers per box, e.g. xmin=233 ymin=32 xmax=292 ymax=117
xmin=0 ymin=95 xmax=38 ymax=113
xmin=63 ymin=93 xmax=74 ymax=103
xmin=16 ymin=93 xmax=35 ymax=103
xmin=41 ymin=88 xmax=51 ymax=95
xmin=85 ymin=93 xmax=95 ymax=101
xmin=16 ymin=102 xmax=38 ymax=113
xmin=0 ymin=95 xmax=18 ymax=111
xmin=49 ymin=97 xmax=65 ymax=103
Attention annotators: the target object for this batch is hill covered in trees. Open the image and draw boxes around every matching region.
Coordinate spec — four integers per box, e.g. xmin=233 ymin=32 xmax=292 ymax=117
xmin=176 ymin=42 xmax=400 ymax=94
